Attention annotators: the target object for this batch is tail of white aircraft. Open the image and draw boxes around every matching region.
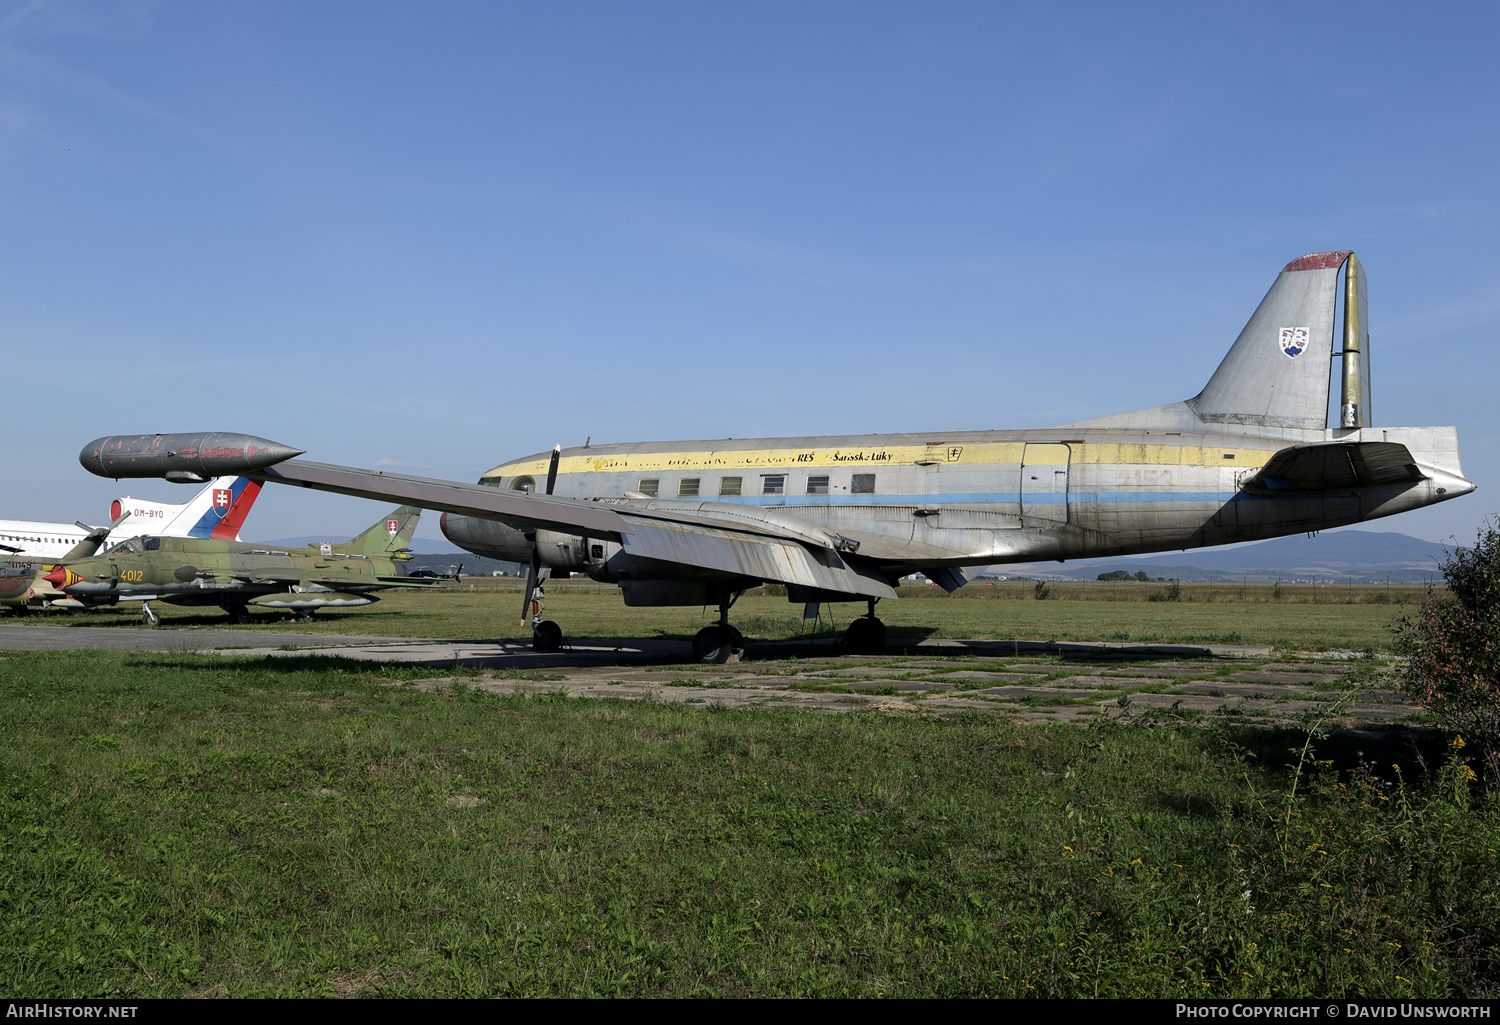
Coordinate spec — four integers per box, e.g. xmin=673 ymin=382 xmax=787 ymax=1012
xmin=108 ymin=477 xmax=263 ymax=541
xmin=1188 ymin=251 xmax=1370 ymax=431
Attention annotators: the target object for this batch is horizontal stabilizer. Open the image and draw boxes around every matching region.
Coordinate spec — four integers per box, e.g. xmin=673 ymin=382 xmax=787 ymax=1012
xmin=1250 ymin=442 xmax=1422 ymax=492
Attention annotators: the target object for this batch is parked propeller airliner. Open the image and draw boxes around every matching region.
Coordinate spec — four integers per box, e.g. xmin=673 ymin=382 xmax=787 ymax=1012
xmin=78 ymin=252 xmax=1473 ymax=661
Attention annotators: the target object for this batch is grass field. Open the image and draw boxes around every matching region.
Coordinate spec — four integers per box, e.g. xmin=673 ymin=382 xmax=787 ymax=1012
xmin=2 ymin=649 xmax=1496 ymax=997
xmin=9 ymin=586 xmax=1427 ymax=652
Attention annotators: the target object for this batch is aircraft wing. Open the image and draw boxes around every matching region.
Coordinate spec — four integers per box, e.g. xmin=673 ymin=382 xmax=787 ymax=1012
xmin=255 ymin=460 xmax=632 ymax=538
xmin=249 ymin=460 xmax=897 ymax=599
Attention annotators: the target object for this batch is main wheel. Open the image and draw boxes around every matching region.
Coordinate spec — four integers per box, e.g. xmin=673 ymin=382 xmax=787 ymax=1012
xmin=726 ymin=625 xmax=745 ymax=655
xmin=223 ymin=603 xmax=250 ymax=624
xmin=843 ymin=617 xmax=886 ymax=654
xmin=692 ymin=626 xmax=733 ymax=664
xmin=532 ymin=620 xmax=563 ymax=652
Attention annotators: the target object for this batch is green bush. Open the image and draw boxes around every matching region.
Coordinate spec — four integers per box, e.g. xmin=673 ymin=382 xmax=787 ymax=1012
xmin=1396 ymin=521 xmax=1500 ymax=787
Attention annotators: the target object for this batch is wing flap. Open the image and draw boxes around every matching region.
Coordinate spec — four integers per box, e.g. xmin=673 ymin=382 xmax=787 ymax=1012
xmin=617 ymin=514 xmax=896 ymax=599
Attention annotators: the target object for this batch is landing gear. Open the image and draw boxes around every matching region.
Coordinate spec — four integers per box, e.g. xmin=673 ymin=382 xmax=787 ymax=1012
xmin=223 ymin=603 xmax=251 ymax=625
xmin=532 ymin=619 xmax=563 ymax=652
xmin=527 ymin=578 xmax=564 ymax=651
xmin=692 ymin=596 xmax=745 ymax=664
xmin=843 ymin=599 xmax=886 ymax=654
xmin=141 ymin=602 xmax=160 ymax=628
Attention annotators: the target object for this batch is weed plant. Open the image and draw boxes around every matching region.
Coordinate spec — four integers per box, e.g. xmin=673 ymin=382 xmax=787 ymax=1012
xmin=1 ymin=651 xmax=1495 ymax=997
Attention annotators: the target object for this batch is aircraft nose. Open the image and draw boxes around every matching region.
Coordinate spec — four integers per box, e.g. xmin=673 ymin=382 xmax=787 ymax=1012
xmin=43 ymin=566 xmax=67 ymax=587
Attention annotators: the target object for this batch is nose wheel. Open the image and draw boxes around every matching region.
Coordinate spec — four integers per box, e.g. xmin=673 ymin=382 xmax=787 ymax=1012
xmin=843 ymin=599 xmax=886 ymax=654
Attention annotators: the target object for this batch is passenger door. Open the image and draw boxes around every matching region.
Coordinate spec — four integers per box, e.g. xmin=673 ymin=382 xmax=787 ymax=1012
xmin=1021 ymin=443 xmax=1070 ymax=527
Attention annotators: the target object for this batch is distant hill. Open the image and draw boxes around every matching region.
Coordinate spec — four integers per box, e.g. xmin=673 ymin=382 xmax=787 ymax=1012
xmin=989 ymin=530 xmax=1454 ymax=583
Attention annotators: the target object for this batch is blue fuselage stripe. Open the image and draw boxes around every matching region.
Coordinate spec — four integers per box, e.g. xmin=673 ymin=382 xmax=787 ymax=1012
xmin=702 ymin=492 xmax=1239 ymax=507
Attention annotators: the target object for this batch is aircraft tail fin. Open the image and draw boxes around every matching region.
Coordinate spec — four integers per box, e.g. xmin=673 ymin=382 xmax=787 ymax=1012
xmin=1188 ymin=251 xmax=1366 ymax=431
xmin=112 ymin=477 xmax=264 ymax=541
xmin=338 ymin=506 xmax=423 ymax=558
xmin=57 ymin=511 xmax=134 ymax=561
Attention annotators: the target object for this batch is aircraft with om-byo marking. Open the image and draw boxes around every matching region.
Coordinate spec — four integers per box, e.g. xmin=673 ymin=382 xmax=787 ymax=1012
xmin=41 ymin=506 xmax=433 ymax=625
xmin=77 ymin=252 xmax=1474 ymax=660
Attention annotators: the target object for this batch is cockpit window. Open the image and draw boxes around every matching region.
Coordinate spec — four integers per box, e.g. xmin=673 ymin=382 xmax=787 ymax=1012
xmin=511 ymin=476 xmax=536 ymax=493
xmin=107 ymin=536 xmax=158 ymax=555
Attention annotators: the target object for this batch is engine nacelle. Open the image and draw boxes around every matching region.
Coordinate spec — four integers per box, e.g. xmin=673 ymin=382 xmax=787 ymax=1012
xmin=440 ymin=514 xmax=626 ymax=573
xmin=439 ymin=513 xmax=534 ymax=562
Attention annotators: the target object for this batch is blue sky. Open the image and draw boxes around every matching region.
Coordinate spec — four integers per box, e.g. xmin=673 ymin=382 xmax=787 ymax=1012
xmin=2 ymin=1 xmax=1496 ymax=547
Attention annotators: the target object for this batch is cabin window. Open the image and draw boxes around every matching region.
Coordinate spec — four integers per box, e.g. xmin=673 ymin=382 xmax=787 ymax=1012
xmin=678 ymin=478 xmax=700 ymax=498
xmin=638 ymin=479 xmax=660 ymax=497
xmin=479 ymin=476 xmax=504 ymax=487
xmin=719 ymin=477 xmax=742 ymax=496
xmin=807 ymin=475 xmax=830 ymax=495
xmin=511 ymin=475 xmax=536 ymax=493
xmin=762 ymin=475 xmax=785 ymax=496
xmin=852 ymin=473 xmax=876 ymax=494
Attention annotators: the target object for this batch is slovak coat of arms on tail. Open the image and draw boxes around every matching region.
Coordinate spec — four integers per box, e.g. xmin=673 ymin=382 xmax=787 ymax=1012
xmin=1279 ymin=326 xmax=1309 ymax=358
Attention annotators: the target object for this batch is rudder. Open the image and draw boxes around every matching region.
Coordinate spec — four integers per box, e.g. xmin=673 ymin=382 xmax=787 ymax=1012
xmin=1189 ymin=251 xmax=1360 ymax=430
xmin=340 ymin=506 xmax=423 ymax=557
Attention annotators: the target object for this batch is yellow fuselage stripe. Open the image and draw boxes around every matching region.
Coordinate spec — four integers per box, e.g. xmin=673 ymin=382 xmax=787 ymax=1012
xmin=484 ymin=442 xmax=1275 ymax=480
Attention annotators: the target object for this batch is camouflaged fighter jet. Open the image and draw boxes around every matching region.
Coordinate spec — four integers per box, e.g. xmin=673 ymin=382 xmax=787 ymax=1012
xmin=79 ymin=252 xmax=1476 ymax=658
xmin=42 ymin=506 xmax=432 ymax=624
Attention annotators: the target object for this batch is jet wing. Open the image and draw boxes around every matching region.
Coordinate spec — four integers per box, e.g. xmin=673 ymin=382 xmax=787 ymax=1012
xmin=248 ymin=459 xmax=897 ymax=598
xmin=1248 ymin=441 xmax=1424 ymax=492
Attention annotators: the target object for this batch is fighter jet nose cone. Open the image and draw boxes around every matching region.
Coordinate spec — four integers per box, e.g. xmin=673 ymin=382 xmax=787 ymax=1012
xmin=78 ymin=433 xmax=306 ymax=480
xmin=42 ymin=566 xmax=66 ymax=587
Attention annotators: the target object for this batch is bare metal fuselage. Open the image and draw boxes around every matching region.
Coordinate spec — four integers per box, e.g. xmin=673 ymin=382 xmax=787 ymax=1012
xmin=446 ymin=411 xmax=1472 ymax=593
